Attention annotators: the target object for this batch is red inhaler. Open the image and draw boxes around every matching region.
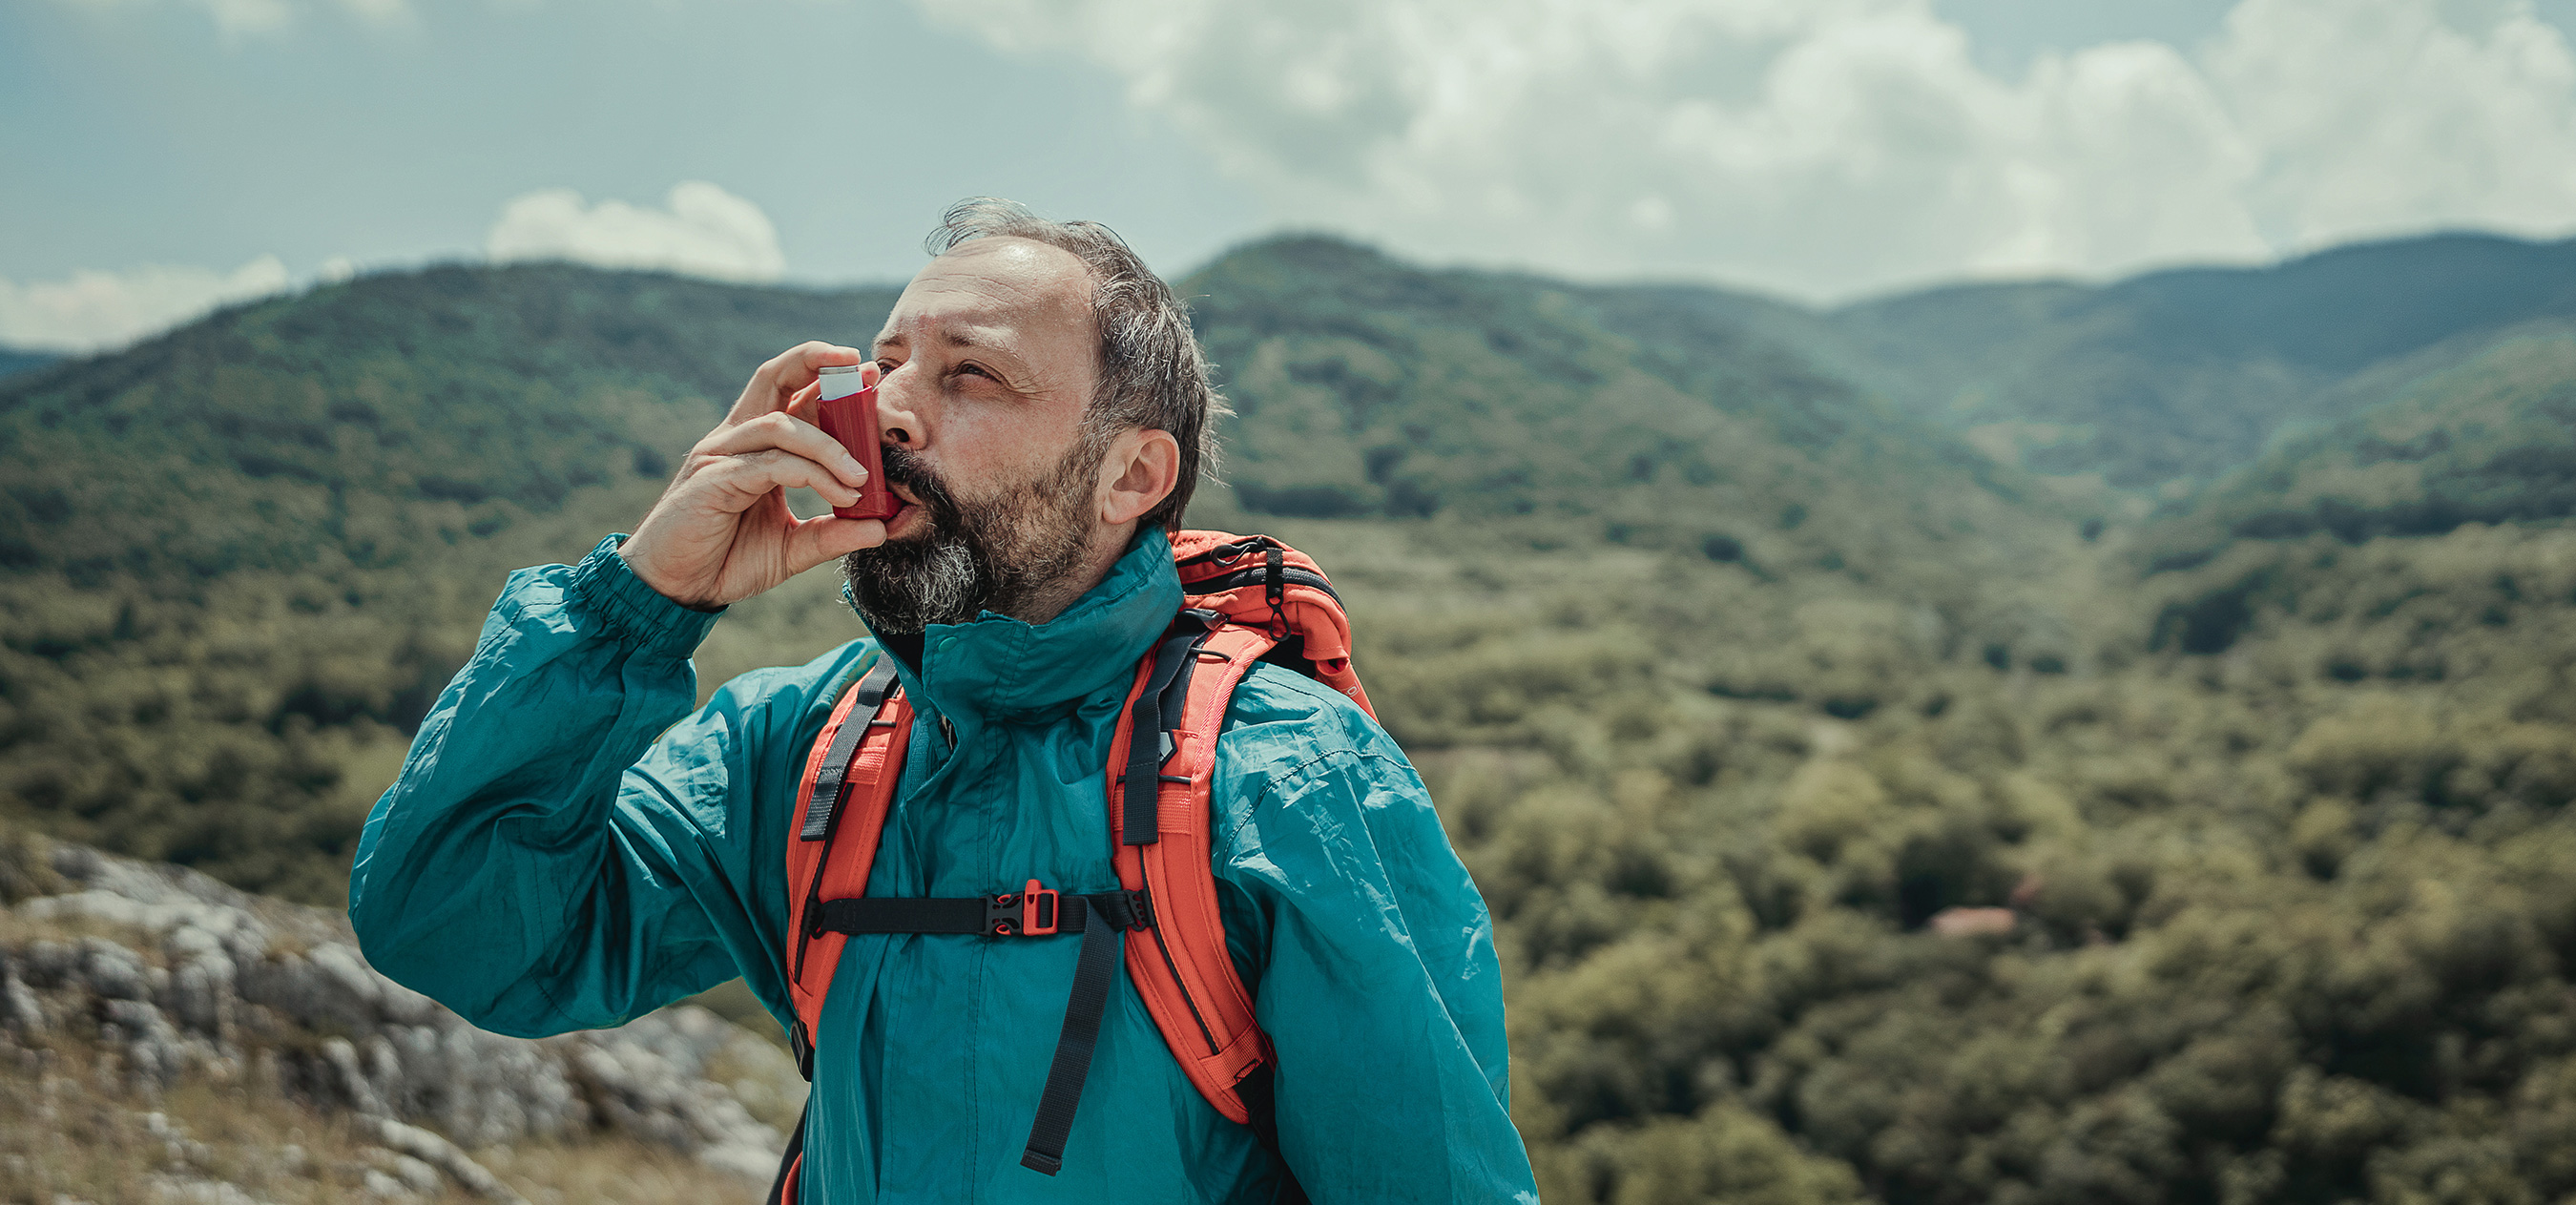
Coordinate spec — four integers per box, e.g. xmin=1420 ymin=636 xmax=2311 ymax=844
xmin=816 ymin=364 xmax=899 ymax=521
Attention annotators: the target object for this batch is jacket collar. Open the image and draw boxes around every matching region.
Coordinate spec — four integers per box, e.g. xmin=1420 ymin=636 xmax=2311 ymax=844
xmin=879 ymin=529 xmax=1180 ymax=726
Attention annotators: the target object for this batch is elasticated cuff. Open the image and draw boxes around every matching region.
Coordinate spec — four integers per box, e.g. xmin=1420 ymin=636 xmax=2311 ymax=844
xmin=568 ymin=534 xmax=724 ymax=659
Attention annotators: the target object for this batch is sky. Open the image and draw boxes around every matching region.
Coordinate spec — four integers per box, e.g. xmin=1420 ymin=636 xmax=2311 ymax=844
xmin=5 ymin=0 xmax=2575 ymax=351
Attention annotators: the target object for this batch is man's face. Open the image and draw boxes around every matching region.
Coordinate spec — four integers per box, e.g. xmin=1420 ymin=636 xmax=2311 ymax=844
xmin=841 ymin=237 xmax=1109 ymax=634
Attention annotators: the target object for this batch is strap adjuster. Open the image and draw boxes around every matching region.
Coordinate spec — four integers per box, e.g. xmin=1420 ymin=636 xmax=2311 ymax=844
xmin=989 ymin=880 xmax=1060 ymax=936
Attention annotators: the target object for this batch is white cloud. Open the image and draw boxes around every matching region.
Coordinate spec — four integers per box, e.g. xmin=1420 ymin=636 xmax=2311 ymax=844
xmin=2210 ymin=0 xmax=2576 ymax=252
xmin=0 ymin=256 xmax=292 ymax=353
xmin=50 ymin=0 xmax=412 ymax=38
xmin=484 ymin=181 xmax=787 ymax=283
xmin=916 ymin=0 xmax=2576 ymax=300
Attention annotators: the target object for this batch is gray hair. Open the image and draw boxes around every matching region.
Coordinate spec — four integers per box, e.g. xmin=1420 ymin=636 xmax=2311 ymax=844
xmin=924 ymin=197 xmax=1227 ymax=532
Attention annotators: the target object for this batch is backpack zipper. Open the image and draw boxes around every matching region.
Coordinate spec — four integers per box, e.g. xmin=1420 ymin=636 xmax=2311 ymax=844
xmin=1145 ymin=915 xmax=1222 ymax=1056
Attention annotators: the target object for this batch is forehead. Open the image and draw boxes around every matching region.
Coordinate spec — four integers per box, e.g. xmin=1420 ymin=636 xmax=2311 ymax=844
xmin=876 ymin=237 xmax=1094 ymax=350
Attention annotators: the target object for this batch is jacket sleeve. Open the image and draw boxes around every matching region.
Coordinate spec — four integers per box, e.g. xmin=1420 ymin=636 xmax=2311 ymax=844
xmin=1212 ymin=668 xmax=1541 ymax=1204
xmin=347 ymin=534 xmax=842 ymax=1038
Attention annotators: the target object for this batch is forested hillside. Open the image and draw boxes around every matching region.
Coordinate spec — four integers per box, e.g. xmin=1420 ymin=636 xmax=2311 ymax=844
xmin=9 ymin=237 xmax=2576 ymax=1202
xmin=0 ymin=347 xmax=58 ymax=383
xmin=1807 ymin=233 xmax=2576 ymax=494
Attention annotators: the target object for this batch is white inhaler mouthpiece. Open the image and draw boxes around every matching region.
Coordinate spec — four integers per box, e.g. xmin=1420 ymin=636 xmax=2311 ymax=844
xmin=818 ymin=363 xmax=867 ymax=402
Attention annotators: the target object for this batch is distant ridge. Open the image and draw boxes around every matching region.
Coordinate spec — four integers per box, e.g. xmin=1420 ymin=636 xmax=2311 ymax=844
xmin=0 ymin=345 xmax=60 ymax=383
xmin=1798 ymin=231 xmax=2576 ymax=490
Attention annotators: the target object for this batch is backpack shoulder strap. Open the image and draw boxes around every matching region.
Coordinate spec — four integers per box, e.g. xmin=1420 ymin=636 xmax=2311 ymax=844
xmin=784 ymin=654 xmax=910 ymax=1074
xmin=776 ymin=656 xmax=911 ymax=1203
xmin=1107 ymin=620 xmax=1283 ymax=1124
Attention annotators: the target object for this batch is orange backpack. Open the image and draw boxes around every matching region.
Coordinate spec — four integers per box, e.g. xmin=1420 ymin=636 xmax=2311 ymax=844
xmin=768 ymin=532 xmax=1371 ymax=1202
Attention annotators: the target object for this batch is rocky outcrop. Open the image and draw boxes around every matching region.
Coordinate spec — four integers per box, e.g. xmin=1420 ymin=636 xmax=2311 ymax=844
xmin=0 ymin=841 xmax=803 ymax=1198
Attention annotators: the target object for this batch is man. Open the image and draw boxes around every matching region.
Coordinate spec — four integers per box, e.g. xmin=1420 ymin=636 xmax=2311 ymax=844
xmin=348 ymin=199 xmax=1538 ymax=1203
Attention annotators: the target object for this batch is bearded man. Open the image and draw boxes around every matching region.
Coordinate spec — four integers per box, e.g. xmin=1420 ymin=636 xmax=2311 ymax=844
xmin=348 ymin=199 xmax=1538 ymax=1204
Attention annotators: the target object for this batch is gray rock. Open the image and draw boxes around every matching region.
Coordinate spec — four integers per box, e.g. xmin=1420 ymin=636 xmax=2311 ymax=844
xmin=570 ymin=1008 xmax=794 ymax=1178
xmin=100 ymin=999 xmax=183 ymax=1088
xmin=370 ymin=1117 xmax=530 ymax=1204
xmin=166 ymin=954 xmax=235 ymax=1039
xmin=146 ymin=1174 xmax=273 ymax=1205
xmin=6 ymin=839 xmax=801 ymax=1184
xmin=2 ymin=954 xmax=44 ymax=1033
xmin=78 ymin=937 xmax=155 ymax=1003
xmin=360 ymin=1148 xmax=445 ymax=1197
xmin=18 ymin=938 xmax=77 ymax=987
xmin=305 ymin=943 xmax=384 ymax=1018
xmin=239 ymin=946 xmax=378 ymax=1037
xmin=320 ymin=1036 xmax=390 ymax=1117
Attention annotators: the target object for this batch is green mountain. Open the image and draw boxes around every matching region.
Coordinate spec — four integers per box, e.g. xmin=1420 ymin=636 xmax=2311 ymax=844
xmin=1275 ymin=231 xmax=2576 ymax=505
xmin=1804 ymin=232 xmax=2576 ymax=493
xmin=11 ymin=236 xmax=2576 ymax=1204
xmin=1186 ymin=238 xmax=2067 ymax=593
xmin=2115 ymin=322 xmax=2576 ymax=668
xmin=0 ymin=345 xmax=60 ymax=383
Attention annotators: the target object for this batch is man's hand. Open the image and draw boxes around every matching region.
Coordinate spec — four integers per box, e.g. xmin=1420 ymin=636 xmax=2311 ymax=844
xmin=620 ymin=343 xmax=887 ymax=610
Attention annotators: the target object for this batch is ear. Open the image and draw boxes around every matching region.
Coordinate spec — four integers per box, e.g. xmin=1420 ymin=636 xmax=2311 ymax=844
xmin=1098 ymin=427 xmax=1181 ymax=528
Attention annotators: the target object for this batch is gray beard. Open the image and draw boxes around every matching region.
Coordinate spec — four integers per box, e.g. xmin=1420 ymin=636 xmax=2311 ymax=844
xmin=841 ymin=437 xmax=1107 ymax=635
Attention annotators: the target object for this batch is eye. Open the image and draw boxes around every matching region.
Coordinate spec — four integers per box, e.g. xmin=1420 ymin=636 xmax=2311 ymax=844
xmin=952 ymin=362 xmax=995 ymax=381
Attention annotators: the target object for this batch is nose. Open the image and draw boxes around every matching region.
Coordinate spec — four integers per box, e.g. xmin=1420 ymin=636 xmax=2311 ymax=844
xmin=876 ymin=364 xmax=925 ymax=448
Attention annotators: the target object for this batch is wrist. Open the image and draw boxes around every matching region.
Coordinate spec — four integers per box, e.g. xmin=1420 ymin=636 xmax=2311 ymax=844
xmin=613 ymin=531 xmax=725 ymax=613
xmin=574 ymin=535 xmax=726 ymax=654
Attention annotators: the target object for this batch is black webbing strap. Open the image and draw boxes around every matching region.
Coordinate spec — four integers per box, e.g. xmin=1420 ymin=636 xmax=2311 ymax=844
xmin=800 ymin=657 xmax=902 ymax=841
xmin=766 ymin=1100 xmax=808 ymax=1205
xmin=804 ymin=887 xmax=1147 ymax=1177
xmin=1236 ymin=1064 xmax=1311 ymax=1204
xmin=811 ymin=892 xmax=1116 ymax=939
xmin=1121 ymin=631 xmax=1203 ymax=846
xmin=1264 ymin=546 xmax=1287 ymax=636
xmin=1020 ymin=890 xmax=1142 ymax=1175
xmin=813 ymin=896 xmax=989 ymax=935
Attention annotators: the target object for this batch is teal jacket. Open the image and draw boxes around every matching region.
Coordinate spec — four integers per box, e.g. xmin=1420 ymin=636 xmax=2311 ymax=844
xmin=349 ymin=531 xmax=1538 ymax=1204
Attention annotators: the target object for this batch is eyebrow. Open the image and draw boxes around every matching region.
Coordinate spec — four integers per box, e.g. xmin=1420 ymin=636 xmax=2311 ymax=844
xmin=872 ymin=327 xmax=1011 ymax=353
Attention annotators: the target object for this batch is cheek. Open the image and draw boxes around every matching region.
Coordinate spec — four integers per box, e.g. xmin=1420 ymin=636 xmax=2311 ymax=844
xmin=939 ymin=407 xmax=1084 ymax=490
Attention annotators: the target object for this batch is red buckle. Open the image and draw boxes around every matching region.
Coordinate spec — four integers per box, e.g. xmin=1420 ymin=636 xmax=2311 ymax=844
xmin=990 ymin=880 xmax=1060 ymax=936
xmin=1020 ymin=880 xmax=1060 ymax=935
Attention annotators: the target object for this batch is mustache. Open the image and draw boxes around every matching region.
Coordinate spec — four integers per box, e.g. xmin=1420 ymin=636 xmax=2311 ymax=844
xmin=877 ymin=445 xmax=955 ymax=532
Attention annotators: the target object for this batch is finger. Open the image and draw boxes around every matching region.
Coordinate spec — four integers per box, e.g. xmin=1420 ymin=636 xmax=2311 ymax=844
xmin=781 ymin=361 xmax=873 ymax=426
xmin=783 ymin=514 xmax=887 ymax=575
xmin=781 ymin=379 xmax=824 ymax=426
xmin=696 ymin=412 xmax=868 ymax=487
xmin=691 ymin=449 xmax=863 ymax=509
xmin=727 ymin=342 xmax=865 ymax=425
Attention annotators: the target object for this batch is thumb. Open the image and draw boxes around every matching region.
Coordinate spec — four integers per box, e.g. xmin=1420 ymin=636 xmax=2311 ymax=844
xmin=784 ymin=515 xmax=887 ymax=575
